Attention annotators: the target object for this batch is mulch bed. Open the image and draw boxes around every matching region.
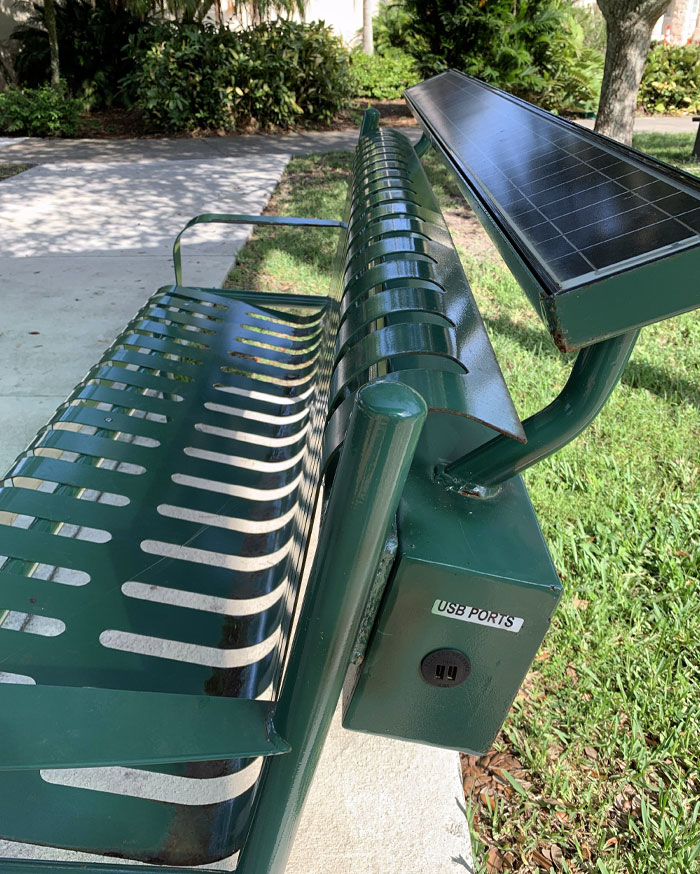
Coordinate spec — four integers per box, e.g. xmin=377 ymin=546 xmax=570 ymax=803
xmin=71 ymin=98 xmax=416 ymax=139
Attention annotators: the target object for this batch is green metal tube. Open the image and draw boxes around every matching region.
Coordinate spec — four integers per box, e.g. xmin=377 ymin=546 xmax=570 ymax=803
xmin=236 ymin=380 xmax=427 ymax=874
xmin=414 ymin=133 xmax=431 ymax=157
xmin=440 ymin=329 xmax=639 ymax=494
xmin=172 ymin=213 xmax=346 ymax=286
xmin=360 ymin=107 xmax=380 ymax=136
xmin=0 ymin=862 xmax=207 ymax=874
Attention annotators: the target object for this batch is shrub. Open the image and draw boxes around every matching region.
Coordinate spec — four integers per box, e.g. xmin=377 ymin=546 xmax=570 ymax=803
xmin=387 ymin=0 xmax=603 ymax=115
xmin=124 ymin=20 xmax=352 ymax=133
xmin=0 ymin=82 xmax=81 ymax=136
xmin=373 ymin=1 xmax=425 ymax=57
xmin=11 ymin=0 xmax=150 ymax=109
xmin=350 ymin=48 xmax=419 ymax=100
xmin=639 ymin=44 xmax=700 ymax=115
xmin=235 ymin=20 xmax=352 ymax=126
xmin=532 ymin=13 xmax=604 ymax=116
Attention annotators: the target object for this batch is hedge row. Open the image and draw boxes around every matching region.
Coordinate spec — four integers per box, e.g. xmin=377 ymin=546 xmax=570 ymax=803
xmin=125 ymin=21 xmax=352 ymax=131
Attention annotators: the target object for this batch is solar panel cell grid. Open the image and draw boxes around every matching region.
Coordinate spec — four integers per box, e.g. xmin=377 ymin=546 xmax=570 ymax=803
xmin=405 ymin=72 xmax=700 ymax=293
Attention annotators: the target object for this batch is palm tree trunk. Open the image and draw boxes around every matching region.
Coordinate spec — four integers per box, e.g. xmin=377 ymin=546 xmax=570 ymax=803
xmin=44 ymin=0 xmax=60 ymax=87
xmin=363 ymin=0 xmax=373 ymax=54
xmin=691 ymin=3 xmax=700 ymax=42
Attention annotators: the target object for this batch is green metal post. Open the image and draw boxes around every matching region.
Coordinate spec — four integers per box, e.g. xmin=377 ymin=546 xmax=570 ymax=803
xmin=360 ymin=107 xmax=380 ymax=136
xmin=236 ymin=380 xmax=427 ymax=874
xmin=439 ymin=329 xmax=639 ymax=495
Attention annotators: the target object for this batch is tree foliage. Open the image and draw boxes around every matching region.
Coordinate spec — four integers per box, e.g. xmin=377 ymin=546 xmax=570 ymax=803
xmin=11 ymin=0 xmax=307 ymax=106
xmin=384 ymin=0 xmax=604 ymax=114
xmin=12 ymin=0 xmax=150 ymax=106
xmin=639 ymin=43 xmax=700 ymax=115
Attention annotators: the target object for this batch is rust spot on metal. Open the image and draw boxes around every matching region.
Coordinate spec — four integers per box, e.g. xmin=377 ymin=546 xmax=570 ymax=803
xmin=551 ymin=329 xmax=570 ymax=354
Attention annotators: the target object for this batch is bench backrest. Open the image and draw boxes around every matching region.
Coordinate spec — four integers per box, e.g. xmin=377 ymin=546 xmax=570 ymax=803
xmin=324 ymin=109 xmax=524 ymax=473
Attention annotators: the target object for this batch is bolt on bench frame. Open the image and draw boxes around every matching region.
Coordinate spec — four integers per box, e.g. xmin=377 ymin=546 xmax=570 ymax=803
xmin=1 ymin=74 xmax=700 ymax=874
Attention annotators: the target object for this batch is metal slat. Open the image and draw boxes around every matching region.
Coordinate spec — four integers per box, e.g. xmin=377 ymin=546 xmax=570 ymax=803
xmin=0 ymin=687 xmax=289 ymax=769
xmin=0 ymin=288 xmax=329 ymax=865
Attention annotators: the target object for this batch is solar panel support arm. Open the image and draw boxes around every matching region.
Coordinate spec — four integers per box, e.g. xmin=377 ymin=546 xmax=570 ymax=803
xmin=436 ymin=329 xmax=639 ymax=496
xmin=414 ymin=133 xmax=431 ymax=157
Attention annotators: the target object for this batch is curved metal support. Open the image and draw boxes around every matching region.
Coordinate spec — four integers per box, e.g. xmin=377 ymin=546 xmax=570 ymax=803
xmin=438 ymin=329 xmax=639 ymax=496
xmin=414 ymin=133 xmax=432 ymax=157
xmin=172 ymin=213 xmax=347 ymax=285
xmin=236 ymin=380 xmax=427 ymax=874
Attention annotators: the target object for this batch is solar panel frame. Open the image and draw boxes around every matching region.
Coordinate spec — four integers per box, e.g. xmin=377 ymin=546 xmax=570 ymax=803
xmin=405 ymin=71 xmax=700 ymax=350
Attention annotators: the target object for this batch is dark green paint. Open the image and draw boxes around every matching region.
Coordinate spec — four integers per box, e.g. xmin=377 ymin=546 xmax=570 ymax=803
xmin=172 ymin=214 xmax=346 ymax=286
xmin=343 ymin=469 xmax=561 ymax=753
xmin=0 ymin=91 xmax=657 ymax=873
xmin=0 ymin=687 xmax=289 ymax=769
xmin=441 ymin=330 xmax=639 ymax=493
xmin=237 ymin=381 xmax=427 ymax=874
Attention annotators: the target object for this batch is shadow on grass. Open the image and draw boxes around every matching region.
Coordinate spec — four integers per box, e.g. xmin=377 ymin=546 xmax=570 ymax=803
xmin=422 ymin=152 xmax=464 ymax=206
xmin=226 ymin=224 xmax=340 ymax=295
xmin=484 ymin=310 xmax=700 ymax=409
xmin=224 ymin=151 xmax=351 ymax=295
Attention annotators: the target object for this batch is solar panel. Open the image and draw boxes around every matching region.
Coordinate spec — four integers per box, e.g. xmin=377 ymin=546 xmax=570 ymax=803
xmin=405 ymin=71 xmax=700 ymax=292
xmin=405 ymin=72 xmax=700 ymax=349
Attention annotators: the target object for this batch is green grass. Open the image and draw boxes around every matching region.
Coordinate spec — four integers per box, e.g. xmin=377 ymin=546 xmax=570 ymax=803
xmin=226 ymin=137 xmax=700 ymax=873
xmin=0 ymin=164 xmax=32 ymax=182
xmin=462 ymin=255 xmax=700 ymax=873
xmin=224 ymin=152 xmax=351 ymax=295
xmin=632 ymin=133 xmax=700 ymax=176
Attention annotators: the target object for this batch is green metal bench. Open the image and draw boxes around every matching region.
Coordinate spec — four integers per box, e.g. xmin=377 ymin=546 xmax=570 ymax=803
xmin=1 ymin=72 xmax=700 ymax=874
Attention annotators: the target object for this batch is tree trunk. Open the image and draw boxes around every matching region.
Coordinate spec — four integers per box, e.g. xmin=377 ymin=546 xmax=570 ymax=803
xmin=363 ymin=0 xmax=374 ymax=54
xmin=595 ymin=0 xmax=669 ymax=145
xmin=594 ymin=16 xmax=653 ymax=144
xmin=44 ymin=0 xmax=60 ymax=88
xmin=691 ymin=4 xmax=700 ymax=42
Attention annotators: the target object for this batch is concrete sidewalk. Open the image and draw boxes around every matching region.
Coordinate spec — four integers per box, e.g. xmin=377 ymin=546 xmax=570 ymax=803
xmin=0 ymin=129 xmax=471 ymax=874
xmin=0 ymin=127 xmax=422 ymax=165
xmin=574 ymin=115 xmax=698 ymax=134
xmin=0 ymin=113 xmax=694 ymax=167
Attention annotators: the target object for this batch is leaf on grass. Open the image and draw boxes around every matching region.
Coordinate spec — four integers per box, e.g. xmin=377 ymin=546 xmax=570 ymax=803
xmin=486 ymin=846 xmax=505 ymax=872
xmin=612 ymin=784 xmax=643 ymax=822
xmin=532 ymin=844 xmax=564 ymax=869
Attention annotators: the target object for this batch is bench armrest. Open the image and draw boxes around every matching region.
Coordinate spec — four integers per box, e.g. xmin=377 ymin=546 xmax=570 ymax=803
xmin=172 ymin=213 xmax=347 ymax=286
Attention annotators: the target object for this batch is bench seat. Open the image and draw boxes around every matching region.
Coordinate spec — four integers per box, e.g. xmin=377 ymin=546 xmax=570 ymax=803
xmin=0 ymin=115 xmax=521 ymax=868
xmin=0 ymin=286 xmax=329 ymax=865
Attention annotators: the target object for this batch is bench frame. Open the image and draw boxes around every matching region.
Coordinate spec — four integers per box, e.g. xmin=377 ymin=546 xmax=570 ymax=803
xmin=5 ymin=73 xmax=695 ymax=874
